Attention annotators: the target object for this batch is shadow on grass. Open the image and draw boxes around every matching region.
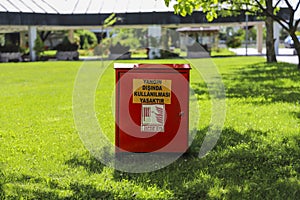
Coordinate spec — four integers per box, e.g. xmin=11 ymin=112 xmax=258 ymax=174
xmin=221 ymin=62 xmax=300 ymax=104
xmin=6 ymin=153 xmax=112 ymax=200
xmin=1 ymin=154 xmax=110 ymax=199
xmin=5 ymin=173 xmax=114 ymax=200
xmin=65 ymin=154 xmax=105 ymax=174
xmin=7 ymin=128 xmax=299 ymax=199
xmin=0 ymin=168 xmax=4 ymax=199
xmin=68 ymin=182 xmax=113 ymax=199
xmin=291 ymin=111 xmax=300 ymax=119
xmin=113 ymin=127 xmax=300 ymax=199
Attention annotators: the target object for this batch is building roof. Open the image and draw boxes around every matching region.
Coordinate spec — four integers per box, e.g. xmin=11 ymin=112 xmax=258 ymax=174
xmin=0 ymin=0 xmax=175 ymax=14
xmin=0 ymin=0 xmax=271 ymax=33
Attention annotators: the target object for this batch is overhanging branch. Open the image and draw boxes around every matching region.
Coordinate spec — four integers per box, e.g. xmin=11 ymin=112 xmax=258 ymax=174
xmin=274 ymin=0 xmax=281 ymax=8
xmin=284 ymin=0 xmax=293 ymax=11
xmin=295 ymin=19 xmax=300 ymax=30
xmin=253 ymin=0 xmax=289 ymax=31
xmin=295 ymin=1 xmax=300 ymax=13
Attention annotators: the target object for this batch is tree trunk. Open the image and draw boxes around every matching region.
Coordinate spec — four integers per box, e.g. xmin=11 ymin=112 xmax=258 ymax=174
xmin=265 ymin=0 xmax=277 ymax=63
xmin=290 ymin=33 xmax=300 ymax=70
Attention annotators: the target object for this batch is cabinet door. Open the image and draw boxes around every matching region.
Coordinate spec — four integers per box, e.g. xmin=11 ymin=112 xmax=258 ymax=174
xmin=116 ymin=70 xmax=189 ymax=153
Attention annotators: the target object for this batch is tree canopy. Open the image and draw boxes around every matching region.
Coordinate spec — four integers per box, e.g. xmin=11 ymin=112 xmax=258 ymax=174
xmin=165 ymin=0 xmax=300 ymax=69
xmin=165 ymin=0 xmax=299 ymax=24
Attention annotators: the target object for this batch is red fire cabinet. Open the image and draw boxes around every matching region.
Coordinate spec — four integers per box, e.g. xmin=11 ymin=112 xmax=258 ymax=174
xmin=115 ymin=63 xmax=190 ymax=153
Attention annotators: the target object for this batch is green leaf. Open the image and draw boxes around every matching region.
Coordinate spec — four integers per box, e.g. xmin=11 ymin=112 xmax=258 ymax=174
xmin=206 ymin=12 xmax=216 ymax=22
xmin=164 ymin=0 xmax=171 ymax=7
xmin=186 ymin=5 xmax=193 ymax=15
xmin=104 ymin=13 xmax=117 ymax=27
xmin=181 ymin=8 xmax=187 ymax=17
xmin=274 ymin=7 xmax=280 ymax=15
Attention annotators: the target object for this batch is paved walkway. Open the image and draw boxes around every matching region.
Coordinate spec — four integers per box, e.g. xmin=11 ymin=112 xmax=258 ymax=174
xmin=229 ymin=48 xmax=299 ymax=65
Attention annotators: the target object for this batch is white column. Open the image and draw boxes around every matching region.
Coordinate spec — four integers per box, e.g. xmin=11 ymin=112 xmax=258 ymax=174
xmin=256 ymin=23 xmax=263 ymax=54
xmin=147 ymin=25 xmax=162 ymax=59
xmin=274 ymin=22 xmax=280 ymax=55
xmin=28 ymin=26 xmax=37 ymax=61
xmin=148 ymin=25 xmax=162 ymax=48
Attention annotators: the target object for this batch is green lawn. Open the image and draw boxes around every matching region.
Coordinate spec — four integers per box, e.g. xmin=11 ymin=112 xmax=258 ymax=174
xmin=211 ymin=48 xmax=236 ymax=57
xmin=0 ymin=57 xmax=299 ymax=199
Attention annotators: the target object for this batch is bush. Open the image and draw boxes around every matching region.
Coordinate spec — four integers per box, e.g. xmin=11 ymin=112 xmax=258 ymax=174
xmin=34 ymin=35 xmax=45 ymax=57
xmin=55 ymin=37 xmax=78 ymax=51
xmin=112 ymin=28 xmax=142 ymax=49
xmin=160 ymin=49 xmax=179 ymax=58
xmin=82 ymin=37 xmax=90 ymax=50
xmin=0 ymin=44 xmax=20 ymax=52
xmin=0 ymin=170 xmax=4 ymax=199
xmin=75 ymin=30 xmax=98 ymax=49
xmin=109 ymin=42 xmax=130 ymax=54
xmin=226 ymin=36 xmax=242 ymax=48
xmin=93 ymin=38 xmax=111 ymax=56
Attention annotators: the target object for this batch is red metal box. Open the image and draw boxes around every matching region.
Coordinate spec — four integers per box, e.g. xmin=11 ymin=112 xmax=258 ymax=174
xmin=115 ymin=63 xmax=190 ymax=153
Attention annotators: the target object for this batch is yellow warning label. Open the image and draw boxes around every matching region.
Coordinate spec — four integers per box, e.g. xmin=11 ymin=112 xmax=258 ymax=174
xmin=133 ymin=79 xmax=172 ymax=104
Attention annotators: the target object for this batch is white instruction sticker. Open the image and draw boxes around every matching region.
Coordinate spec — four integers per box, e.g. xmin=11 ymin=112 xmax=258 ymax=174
xmin=141 ymin=104 xmax=165 ymax=132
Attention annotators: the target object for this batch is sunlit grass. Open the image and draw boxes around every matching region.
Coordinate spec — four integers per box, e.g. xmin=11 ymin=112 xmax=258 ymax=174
xmin=211 ymin=48 xmax=236 ymax=57
xmin=0 ymin=57 xmax=299 ymax=199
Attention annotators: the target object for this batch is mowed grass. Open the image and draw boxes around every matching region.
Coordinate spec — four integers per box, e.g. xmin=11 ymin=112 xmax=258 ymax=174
xmin=0 ymin=57 xmax=299 ymax=199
